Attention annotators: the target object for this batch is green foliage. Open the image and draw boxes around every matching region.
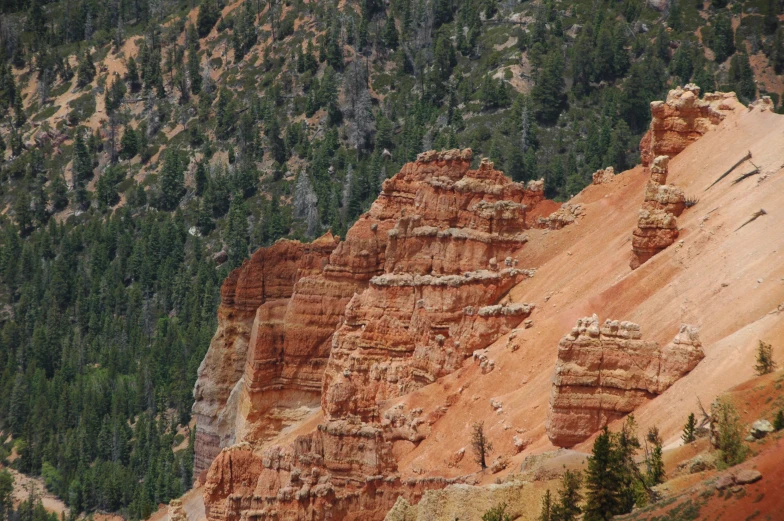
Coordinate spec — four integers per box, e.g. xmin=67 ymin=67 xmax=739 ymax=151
xmin=157 ymin=150 xmax=186 ymax=211
xmin=754 ymin=340 xmax=776 ymax=376
xmin=727 ymin=54 xmax=756 ymax=102
xmin=713 ymin=399 xmax=748 ymax=467
xmin=552 ymin=470 xmax=583 ymax=521
xmin=583 ymin=417 xmax=643 ymax=521
xmin=0 ymin=208 xmax=212 ymax=519
xmin=481 ymin=503 xmax=512 ymax=521
xmin=539 ymin=489 xmax=552 ymax=521
xmin=774 ymin=410 xmax=784 ymax=431
xmin=682 ymin=412 xmax=697 ymax=444
xmin=710 ymin=14 xmax=735 ymax=63
xmin=531 ymin=50 xmax=566 ymax=123
xmin=645 ymin=427 xmax=665 ymax=486
xmin=197 ymin=0 xmax=221 ymax=38
xmin=76 ymin=51 xmax=96 ymax=87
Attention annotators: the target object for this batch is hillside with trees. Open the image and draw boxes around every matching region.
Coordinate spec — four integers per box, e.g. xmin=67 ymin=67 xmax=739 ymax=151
xmin=0 ymin=0 xmax=782 ymax=519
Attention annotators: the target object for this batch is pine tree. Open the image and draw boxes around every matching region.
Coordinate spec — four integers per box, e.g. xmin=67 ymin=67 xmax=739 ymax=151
xmin=49 ymin=174 xmax=69 ymax=211
xmin=645 ymin=427 xmax=665 ymax=486
xmin=583 ymin=427 xmax=620 ymax=521
xmin=552 ymin=470 xmax=582 ymax=521
xmin=157 ymin=150 xmax=185 ymax=211
xmin=538 ymin=490 xmax=552 ymax=521
xmin=774 ymin=410 xmax=784 ymax=431
xmin=120 ymin=127 xmax=139 ymax=160
xmin=197 ymin=0 xmax=221 ymax=37
xmin=76 ymin=51 xmax=96 ymax=87
xmin=13 ymin=191 xmax=32 ymax=234
xmin=225 ymin=197 xmax=249 ymax=269
xmin=73 ymin=131 xmax=94 ymax=182
xmin=682 ymin=413 xmax=697 ymax=444
xmin=532 ymin=51 xmax=566 ymax=123
xmin=470 ymin=421 xmax=493 ymax=470
xmin=728 ymin=54 xmax=756 ymax=102
xmin=126 ymin=57 xmax=141 ymax=92
xmin=713 ymin=398 xmax=748 ymax=466
xmin=711 ymin=14 xmax=735 ymax=63
xmin=195 ymin=161 xmax=208 ymax=197
xmin=754 ymin=340 xmax=776 ymax=375
xmin=382 ymin=14 xmax=399 ymax=51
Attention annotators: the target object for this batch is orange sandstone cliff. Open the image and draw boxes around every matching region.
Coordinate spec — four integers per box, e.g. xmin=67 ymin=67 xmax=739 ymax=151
xmin=193 ymin=88 xmax=784 ymax=521
xmin=194 ymin=149 xmax=546 ymax=519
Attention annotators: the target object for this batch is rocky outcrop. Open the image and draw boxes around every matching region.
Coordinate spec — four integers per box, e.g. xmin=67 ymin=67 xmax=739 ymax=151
xmin=592 ymin=166 xmax=615 ymax=185
xmin=639 ymin=84 xmax=738 ymax=167
xmin=547 ymin=315 xmax=704 ymax=447
xmin=192 ymin=235 xmax=340 ymax=477
xmin=536 ymin=203 xmax=584 ymax=230
xmin=201 ymin=150 xmax=544 ymax=521
xmin=630 ymin=155 xmax=686 ymax=269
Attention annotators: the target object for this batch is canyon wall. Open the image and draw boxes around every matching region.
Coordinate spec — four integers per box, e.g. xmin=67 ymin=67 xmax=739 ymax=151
xmin=547 ymin=316 xmax=704 ymax=447
xmin=192 ymin=235 xmax=341 ymax=477
xmin=198 ymin=149 xmax=544 ymax=521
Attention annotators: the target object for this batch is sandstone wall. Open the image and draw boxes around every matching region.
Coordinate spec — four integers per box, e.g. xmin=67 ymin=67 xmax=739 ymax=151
xmin=201 ymin=149 xmax=544 ymax=521
xmin=547 ymin=316 xmax=704 ymax=447
xmin=192 ymin=236 xmax=340 ymax=477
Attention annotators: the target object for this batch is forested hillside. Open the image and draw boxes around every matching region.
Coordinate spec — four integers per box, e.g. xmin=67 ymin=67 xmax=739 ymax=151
xmin=0 ymin=0 xmax=782 ymax=518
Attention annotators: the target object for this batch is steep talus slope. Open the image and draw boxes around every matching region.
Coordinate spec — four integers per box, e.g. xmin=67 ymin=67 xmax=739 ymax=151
xmin=196 ymin=90 xmax=784 ymax=521
xmin=381 ymin=93 xmax=784 ymax=493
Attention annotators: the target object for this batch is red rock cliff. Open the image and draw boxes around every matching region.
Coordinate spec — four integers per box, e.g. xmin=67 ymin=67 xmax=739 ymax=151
xmin=199 ymin=149 xmax=545 ymax=521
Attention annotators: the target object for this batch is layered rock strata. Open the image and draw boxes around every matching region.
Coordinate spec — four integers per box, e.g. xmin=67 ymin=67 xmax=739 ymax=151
xmin=630 ymin=155 xmax=686 ymax=269
xmin=192 ymin=234 xmax=341 ymax=477
xmin=200 ymin=150 xmax=544 ymax=521
xmin=547 ymin=316 xmax=704 ymax=447
xmin=639 ymin=84 xmax=738 ymax=166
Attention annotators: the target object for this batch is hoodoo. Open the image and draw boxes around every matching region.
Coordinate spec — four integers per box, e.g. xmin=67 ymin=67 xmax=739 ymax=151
xmin=546 ymin=316 xmax=704 ymax=447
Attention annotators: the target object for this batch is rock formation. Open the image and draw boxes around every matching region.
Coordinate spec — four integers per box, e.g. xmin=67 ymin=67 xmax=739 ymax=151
xmin=536 ymin=203 xmax=584 ymax=230
xmin=192 ymin=234 xmax=341 ymax=477
xmin=630 ymin=155 xmax=686 ymax=269
xmin=547 ymin=316 xmax=704 ymax=447
xmin=639 ymin=84 xmax=738 ymax=166
xmin=592 ymin=166 xmax=615 ymax=185
xmin=199 ymin=150 xmax=544 ymax=521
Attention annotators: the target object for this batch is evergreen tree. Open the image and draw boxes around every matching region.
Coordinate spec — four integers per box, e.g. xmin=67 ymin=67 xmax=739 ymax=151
xmin=711 ymin=14 xmax=735 ymax=63
xmin=49 ymin=174 xmax=69 ymax=211
xmin=195 ymin=161 xmax=208 ymax=197
xmin=538 ymin=490 xmax=552 ymax=521
xmin=157 ymin=150 xmax=186 ymax=211
xmin=13 ymin=191 xmax=32 ymax=234
xmin=73 ymin=130 xmax=94 ymax=182
xmin=774 ymin=410 xmax=784 ymax=431
xmin=225 ymin=197 xmax=249 ymax=269
xmin=382 ymin=14 xmax=399 ymax=50
xmin=728 ymin=54 xmax=756 ymax=102
xmin=645 ymin=427 xmax=665 ymax=486
xmin=197 ymin=0 xmax=221 ymax=37
xmin=754 ymin=340 xmax=776 ymax=375
xmin=76 ymin=51 xmax=96 ymax=87
xmin=120 ymin=127 xmax=139 ymax=160
xmin=551 ymin=470 xmax=582 ymax=521
xmin=532 ymin=51 xmax=566 ymax=123
xmin=682 ymin=413 xmax=697 ymax=444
